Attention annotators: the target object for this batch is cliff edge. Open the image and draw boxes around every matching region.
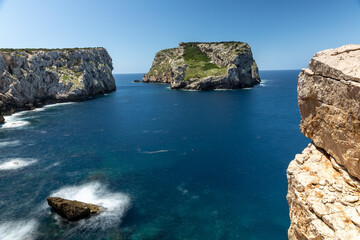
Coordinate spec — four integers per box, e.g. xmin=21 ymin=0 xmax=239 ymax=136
xmin=143 ymin=42 xmax=260 ymax=90
xmin=287 ymin=44 xmax=360 ymax=239
xmin=0 ymin=47 xmax=116 ymax=121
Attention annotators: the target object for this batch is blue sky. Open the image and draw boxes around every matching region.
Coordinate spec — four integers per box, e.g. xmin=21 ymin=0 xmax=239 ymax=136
xmin=0 ymin=0 xmax=359 ymax=73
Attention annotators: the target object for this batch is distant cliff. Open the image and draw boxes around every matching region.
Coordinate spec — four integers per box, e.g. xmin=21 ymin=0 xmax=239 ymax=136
xmin=0 ymin=47 xmax=116 ymax=122
xmin=143 ymin=42 xmax=260 ymax=90
xmin=287 ymin=45 xmax=360 ymax=239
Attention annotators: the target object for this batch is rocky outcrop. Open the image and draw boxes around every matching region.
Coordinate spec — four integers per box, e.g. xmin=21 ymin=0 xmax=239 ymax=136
xmin=143 ymin=42 xmax=260 ymax=90
xmin=0 ymin=48 xmax=115 ymax=116
xmin=288 ymin=44 xmax=360 ymax=239
xmin=47 ymin=197 xmax=102 ymax=221
xmin=298 ymin=44 xmax=360 ymax=180
xmin=288 ymin=144 xmax=360 ymax=239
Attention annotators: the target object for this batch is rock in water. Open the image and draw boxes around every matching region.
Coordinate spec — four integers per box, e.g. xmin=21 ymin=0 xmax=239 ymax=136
xmin=288 ymin=44 xmax=360 ymax=239
xmin=0 ymin=48 xmax=116 ymax=114
xmin=0 ymin=114 xmax=4 ymax=124
xmin=142 ymin=42 xmax=260 ymax=90
xmin=47 ymin=197 xmax=101 ymax=221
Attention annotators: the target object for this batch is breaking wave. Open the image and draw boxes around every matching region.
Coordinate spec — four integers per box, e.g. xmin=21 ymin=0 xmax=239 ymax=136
xmin=0 ymin=219 xmax=38 ymax=240
xmin=48 ymin=181 xmax=131 ymax=235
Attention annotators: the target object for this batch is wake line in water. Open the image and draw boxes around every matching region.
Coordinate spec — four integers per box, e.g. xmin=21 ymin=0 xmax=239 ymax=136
xmin=141 ymin=150 xmax=169 ymax=154
xmin=0 ymin=140 xmax=21 ymax=148
xmin=47 ymin=181 xmax=131 ymax=236
xmin=0 ymin=158 xmax=37 ymax=170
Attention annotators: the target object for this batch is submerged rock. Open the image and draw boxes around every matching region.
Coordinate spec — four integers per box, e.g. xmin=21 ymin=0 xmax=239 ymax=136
xmin=143 ymin=42 xmax=260 ymax=90
xmin=47 ymin=197 xmax=102 ymax=221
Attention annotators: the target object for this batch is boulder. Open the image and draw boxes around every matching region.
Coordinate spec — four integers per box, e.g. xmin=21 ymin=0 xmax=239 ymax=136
xmin=47 ymin=197 xmax=102 ymax=221
xmin=133 ymin=79 xmax=140 ymax=83
xmin=0 ymin=114 xmax=4 ymax=124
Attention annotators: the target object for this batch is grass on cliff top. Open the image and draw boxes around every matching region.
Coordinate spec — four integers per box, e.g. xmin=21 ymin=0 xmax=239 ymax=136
xmin=144 ymin=48 xmax=177 ymax=78
xmin=183 ymin=43 xmax=228 ymax=81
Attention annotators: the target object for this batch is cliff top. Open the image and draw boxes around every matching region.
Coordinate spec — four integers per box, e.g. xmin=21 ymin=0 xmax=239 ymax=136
xmin=0 ymin=47 xmax=106 ymax=54
xmin=308 ymin=44 xmax=360 ymax=82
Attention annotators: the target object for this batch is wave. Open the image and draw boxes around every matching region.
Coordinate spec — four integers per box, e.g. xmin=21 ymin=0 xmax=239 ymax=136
xmin=48 ymin=181 xmax=130 ymax=234
xmin=0 ymin=158 xmax=37 ymax=170
xmin=0 ymin=140 xmax=21 ymax=148
xmin=1 ymin=102 xmax=76 ymax=129
xmin=1 ymin=119 xmax=30 ymax=129
xmin=0 ymin=219 xmax=38 ymax=240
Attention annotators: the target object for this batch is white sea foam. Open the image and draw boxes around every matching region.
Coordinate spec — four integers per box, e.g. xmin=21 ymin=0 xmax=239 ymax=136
xmin=214 ymin=89 xmax=233 ymax=91
xmin=0 ymin=219 xmax=38 ymax=240
xmin=180 ymin=89 xmax=199 ymax=92
xmin=1 ymin=102 xmax=76 ymax=129
xmin=0 ymin=158 xmax=37 ymax=170
xmin=141 ymin=150 xmax=168 ymax=154
xmin=1 ymin=119 xmax=30 ymax=129
xmin=42 ymin=102 xmax=75 ymax=109
xmin=0 ymin=140 xmax=21 ymax=148
xmin=49 ymin=181 xmax=130 ymax=232
xmin=260 ymin=79 xmax=270 ymax=87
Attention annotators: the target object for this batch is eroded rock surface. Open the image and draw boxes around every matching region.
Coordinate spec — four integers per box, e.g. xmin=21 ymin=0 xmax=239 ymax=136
xmin=288 ymin=144 xmax=360 ymax=239
xmin=288 ymin=44 xmax=360 ymax=239
xmin=47 ymin=197 xmax=102 ymax=221
xmin=0 ymin=48 xmax=115 ymax=115
xmin=143 ymin=42 xmax=260 ymax=90
xmin=298 ymin=44 xmax=360 ymax=180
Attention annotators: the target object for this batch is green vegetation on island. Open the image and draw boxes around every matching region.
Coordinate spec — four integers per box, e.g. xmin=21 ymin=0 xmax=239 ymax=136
xmin=182 ymin=43 xmax=228 ymax=81
xmin=143 ymin=41 xmax=260 ymax=90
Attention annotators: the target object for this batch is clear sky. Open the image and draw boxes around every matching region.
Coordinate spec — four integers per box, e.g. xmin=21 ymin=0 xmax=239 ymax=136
xmin=0 ymin=0 xmax=359 ymax=73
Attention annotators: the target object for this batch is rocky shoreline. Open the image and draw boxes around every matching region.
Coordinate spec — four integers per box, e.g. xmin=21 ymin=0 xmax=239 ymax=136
xmin=143 ymin=42 xmax=260 ymax=90
xmin=287 ymin=44 xmax=360 ymax=239
xmin=0 ymin=47 xmax=116 ymax=122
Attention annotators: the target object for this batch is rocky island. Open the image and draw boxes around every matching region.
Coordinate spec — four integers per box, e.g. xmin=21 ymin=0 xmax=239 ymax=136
xmin=143 ymin=42 xmax=260 ymax=90
xmin=0 ymin=47 xmax=116 ymax=123
xmin=287 ymin=44 xmax=360 ymax=239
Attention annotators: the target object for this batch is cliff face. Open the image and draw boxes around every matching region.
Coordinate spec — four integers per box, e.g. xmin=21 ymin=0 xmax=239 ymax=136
xmin=0 ymin=47 xmax=116 ymax=118
xmin=287 ymin=45 xmax=360 ymax=239
xmin=143 ymin=42 xmax=260 ymax=90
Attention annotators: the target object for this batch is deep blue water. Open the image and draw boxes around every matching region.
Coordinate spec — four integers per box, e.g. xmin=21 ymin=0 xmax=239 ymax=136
xmin=0 ymin=70 xmax=309 ymax=240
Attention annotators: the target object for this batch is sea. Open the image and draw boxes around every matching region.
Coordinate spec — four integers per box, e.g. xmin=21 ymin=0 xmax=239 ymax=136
xmin=0 ymin=70 xmax=309 ymax=240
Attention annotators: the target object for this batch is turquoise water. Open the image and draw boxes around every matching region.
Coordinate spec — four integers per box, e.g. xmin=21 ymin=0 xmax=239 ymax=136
xmin=0 ymin=71 xmax=309 ymax=240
